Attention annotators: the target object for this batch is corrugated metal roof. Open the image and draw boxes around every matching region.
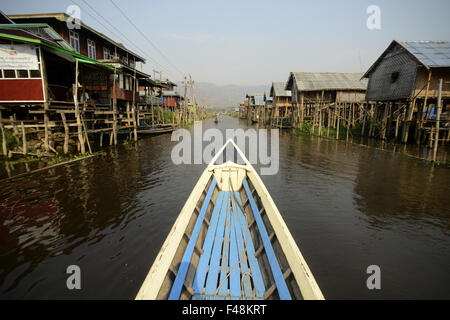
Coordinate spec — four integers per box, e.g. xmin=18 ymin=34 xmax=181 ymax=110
xmin=8 ymin=13 xmax=146 ymax=63
xmin=270 ymin=82 xmax=291 ymax=97
xmin=363 ymin=40 xmax=450 ymax=79
xmin=399 ymin=41 xmax=450 ymax=68
xmin=0 ymin=23 xmax=75 ymax=51
xmin=290 ymin=72 xmax=367 ymax=91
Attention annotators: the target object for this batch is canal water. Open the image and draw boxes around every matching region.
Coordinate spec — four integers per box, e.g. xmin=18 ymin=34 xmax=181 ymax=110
xmin=0 ymin=116 xmax=449 ymax=299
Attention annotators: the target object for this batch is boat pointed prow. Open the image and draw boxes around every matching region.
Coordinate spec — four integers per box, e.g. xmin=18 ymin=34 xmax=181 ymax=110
xmin=136 ymin=140 xmax=324 ymax=300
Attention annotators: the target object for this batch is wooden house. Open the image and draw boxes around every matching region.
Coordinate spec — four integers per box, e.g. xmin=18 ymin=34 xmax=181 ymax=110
xmin=8 ymin=13 xmax=149 ymax=110
xmin=239 ymin=101 xmax=247 ymax=119
xmin=363 ymin=40 xmax=450 ymax=146
xmin=0 ymin=11 xmax=153 ymax=157
xmin=245 ymin=93 xmax=264 ymax=124
xmin=269 ymin=82 xmax=292 ymax=128
xmin=263 ymin=94 xmax=273 ymax=125
xmin=285 ymin=72 xmax=367 ymax=138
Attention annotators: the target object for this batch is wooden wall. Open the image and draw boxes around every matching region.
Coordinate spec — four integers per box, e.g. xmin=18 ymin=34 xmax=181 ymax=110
xmin=365 ymin=43 xmax=418 ymax=102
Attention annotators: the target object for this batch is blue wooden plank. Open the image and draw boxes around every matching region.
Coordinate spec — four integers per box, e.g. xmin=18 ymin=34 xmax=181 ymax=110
xmin=204 ymin=192 xmax=230 ymax=298
xmin=217 ymin=195 xmax=232 ymax=299
xmin=168 ymin=178 xmax=217 ymax=300
xmin=233 ymin=192 xmax=266 ymax=299
xmin=231 ymin=196 xmax=253 ymax=299
xmin=242 ymin=179 xmax=292 ymax=300
xmin=228 ymin=201 xmax=241 ymax=300
xmin=192 ymin=191 xmax=225 ymax=296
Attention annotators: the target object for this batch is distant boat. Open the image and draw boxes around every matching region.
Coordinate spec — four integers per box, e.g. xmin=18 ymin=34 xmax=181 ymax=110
xmin=136 ymin=139 xmax=324 ymax=300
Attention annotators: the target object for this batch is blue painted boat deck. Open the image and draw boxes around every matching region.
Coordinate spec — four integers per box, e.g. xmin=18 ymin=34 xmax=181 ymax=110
xmin=168 ymin=178 xmax=292 ymax=300
xmin=191 ymin=191 xmax=266 ymax=300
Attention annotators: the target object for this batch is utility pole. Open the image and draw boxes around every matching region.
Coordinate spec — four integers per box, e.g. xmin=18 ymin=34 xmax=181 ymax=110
xmin=189 ymin=74 xmax=196 ymax=121
xmin=184 ymin=76 xmax=188 ymax=124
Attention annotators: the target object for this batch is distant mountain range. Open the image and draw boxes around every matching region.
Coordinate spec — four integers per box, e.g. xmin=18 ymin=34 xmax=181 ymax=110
xmin=175 ymin=82 xmax=271 ymax=110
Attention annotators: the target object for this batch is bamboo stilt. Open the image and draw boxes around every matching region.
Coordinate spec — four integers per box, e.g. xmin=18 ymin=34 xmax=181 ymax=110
xmin=432 ymin=79 xmax=443 ymax=162
xmin=21 ymin=122 xmax=27 ymax=155
xmin=60 ymin=113 xmax=69 ymax=154
xmin=0 ymin=111 xmax=7 ymax=156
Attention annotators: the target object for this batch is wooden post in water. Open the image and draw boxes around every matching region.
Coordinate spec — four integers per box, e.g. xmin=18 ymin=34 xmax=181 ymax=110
xmin=369 ymin=103 xmax=376 ymax=137
xmin=74 ymin=60 xmax=86 ymax=153
xmin=432 ymin=79 xmax=443 ymax=162
xmin=81 ymin=113 xmax=92 ymax=154
xmin=21 ymin=122 xmax=27 ymax=155
xmin=336 ymin=103 xmax=340 ymax=140
xmin=394 ymin=104 xmax=401 ymax=140
xmin=361 ymin=104 xmax=367 ymax=137
xmin=0 ymin=111 xmax=7 ymax=156
xmin=132 ymin=67 xmax=138 ymax=142
xmin=381 ymin=103 xmax=388 ymax=140
xmin=61 ymin=113 xmax=69 ymax=154
xmin=401 ymin=100 xmax=414 ymax=143
xmin=345 ymin=104 xmax=350 ymax=141
xmin=151 ymin=87 xmax=154 ymax=127
xmin=416 ymin=70 xmax=432 ymax=144
xmin=112 ymin=68 xmax=118 ymax=145
xmin=40 ymin=47 xmax=51 ymax=153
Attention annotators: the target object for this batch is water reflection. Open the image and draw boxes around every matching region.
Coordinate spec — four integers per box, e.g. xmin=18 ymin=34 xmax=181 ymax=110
xmin=354 ymin=149 xmax=449 ymax=236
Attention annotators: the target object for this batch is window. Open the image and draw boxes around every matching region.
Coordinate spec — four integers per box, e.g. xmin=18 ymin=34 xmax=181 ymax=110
xmin=17 ymin=70 xmax=29 ymax=78
xmin=103 ymin=47 xmax=111 ymax=60
xmin=87 ymin=39 xmax=96 ymax=59
xmin=4 ymin=70 xmax=16 ymax=78
xmin=119 ymin=74 xmax=124 ymax=89
xmin=120 ymin=54 xmax=128 ymax=65
xmin=69 ymin=31 xmax=80 ymax=53
xmin=125 ymin=76 xmax=130 ymax=90
xmin=390 ymin=71 xmax=400 ymax=83
xmin=30 ymin=69 xmax=41 ymax=78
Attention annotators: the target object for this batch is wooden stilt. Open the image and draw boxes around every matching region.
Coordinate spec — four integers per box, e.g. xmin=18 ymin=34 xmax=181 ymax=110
xmin=21 ymin=122 xmax=27 ymax=155
xmin=74 ymin=60 xmax=86 ymax=153
xmin=416 ymin=70 xmax=432 ymax=144
xmin=0 ymin=111 xmax=7 ymax=156
xmin=336 ymin=105 xmax=341 ymax=140
xmin=346 ymin=104 xmax=350 ymax=141
xmin=60 ymin=113 xmax=69 ymax=154
xmin=432 ymin=79 xmax=443 ymax=162
xmin=361 ymin=104 xmax=367 ymax=137
xmin=401 ymin=100 xmax=414 ymax=143
xmin=381 ymin=103 xmax=388 ymax=140
xmin=394 ymin=105 xmax=401 ymax=140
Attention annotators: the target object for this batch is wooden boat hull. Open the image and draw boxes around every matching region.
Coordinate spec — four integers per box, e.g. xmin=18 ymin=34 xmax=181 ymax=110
xmin=137 ymin=127 xmax=174 ymax=136
xmin=136 ymin=140 xmax=324 ymax=300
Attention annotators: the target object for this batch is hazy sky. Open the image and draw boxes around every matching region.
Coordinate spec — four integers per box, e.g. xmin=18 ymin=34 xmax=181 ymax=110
xmin=2 ymin=0 xmax=450 ymax=85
